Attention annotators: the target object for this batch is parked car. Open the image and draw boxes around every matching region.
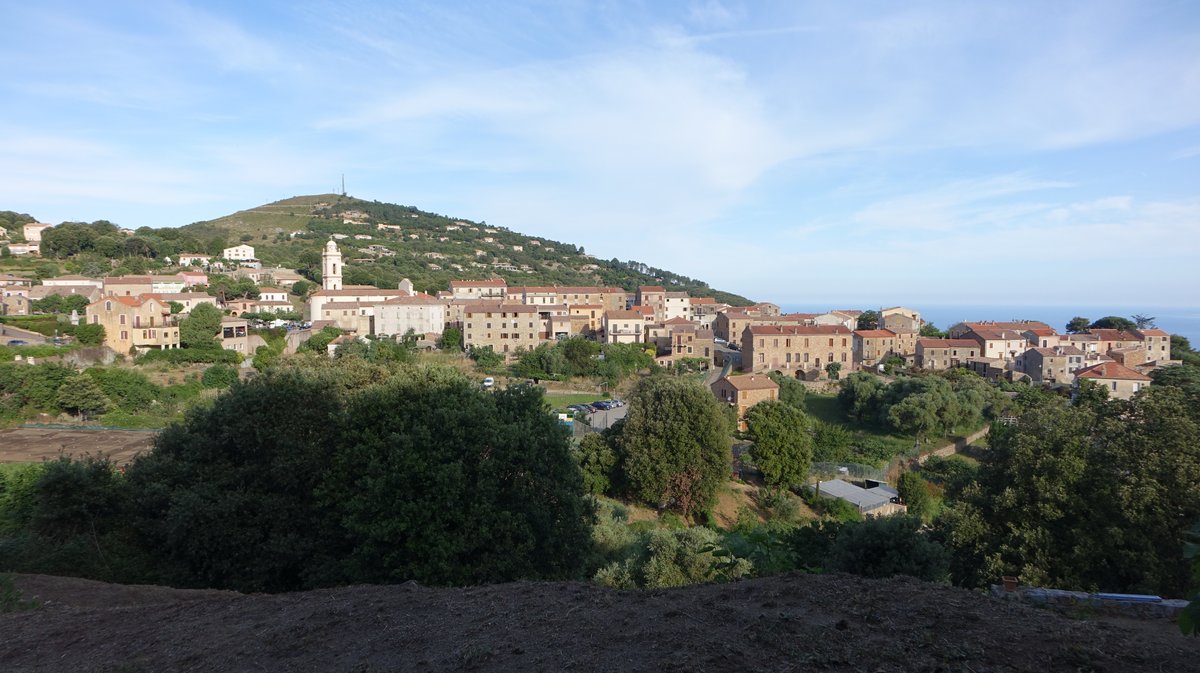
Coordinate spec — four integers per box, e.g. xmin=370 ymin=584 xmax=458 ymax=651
xmin=7 ymin=340 xmax=28 ymax=346
xmin=481 ymin=377 xmax=495 ymax=388
xmin=567 ymin=403 xmax=593 ymax=414
xmin=592 ymin=400 xmax=616 ymax=410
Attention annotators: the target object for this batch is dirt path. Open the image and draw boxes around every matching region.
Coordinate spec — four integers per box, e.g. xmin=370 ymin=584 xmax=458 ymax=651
xmin=0 ymin=427 xmax=156 ymax=465
xmin=3 ymin=572 xmax=1195 ymax=672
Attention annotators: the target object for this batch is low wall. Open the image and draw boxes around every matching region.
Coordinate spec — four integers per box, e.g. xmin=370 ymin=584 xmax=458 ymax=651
xmin=991 ymin=584 xmax=1188 ymax=620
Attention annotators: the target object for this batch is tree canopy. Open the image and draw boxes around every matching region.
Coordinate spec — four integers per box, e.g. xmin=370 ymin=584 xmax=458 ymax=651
xmin=746 ymin=400 xmax=814 ymax=489
xmin=612 ymin=376 xmax=731 ymax=519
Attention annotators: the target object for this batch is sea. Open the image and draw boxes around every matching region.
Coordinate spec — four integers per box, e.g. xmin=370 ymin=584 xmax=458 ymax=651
xmin=778 ymin=304 xmax=1200 ymax=346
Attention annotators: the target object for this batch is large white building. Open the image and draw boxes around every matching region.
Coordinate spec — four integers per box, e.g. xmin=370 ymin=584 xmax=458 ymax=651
xmin=222 ymin=244 xmax=256 ymax=261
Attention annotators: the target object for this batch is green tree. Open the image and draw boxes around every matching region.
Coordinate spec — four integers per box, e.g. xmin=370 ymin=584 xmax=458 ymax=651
xmin=85 ymin=368 xmax=159 ymax=412
xmin=1065 ymin=316 xmax=1091 ymax=333
xmin=71 ymin=323 xmax=104 ymax=346
xmin=897 ymin=471 xmax=932 ymax=520
xmin=576 ymin=433 xmax=617 ymax=495
xmin=438 ymin=326 xmax=462 ymax=351
xmin=825 ymin=361 xmax=842 ymax=381
xmin=612 ymin=376 xmax=731 ymax=519
xmin=468 ymin=345 xmax=504 ymax=370
xmin=767 ymin=371 xmax=806 ymax=409
xmin=290 ymin=279 xmax=312 ymax=297
xmin=321 ymin=374 xmax=592 ymax=585
xmin=201 ymin=364 xmax=239 ymax=388
xmin=939 ymin=387 xmax=1200 ymax=595
xmin=826 ymin=515 xmax=949 ymax=582
xmin=1090 ymin=316 xmax=1136 ymax=331
xmin=179 ymin=303 xmax=222 ymax=350
xmin=56 ymin=375 xmax=114 ymax=420
xmin=1132 ymin=314 xmax=1157 ymax=329
xmin=856 ymin=310 xmax=880 ymax=330
xmin=167 ymin=301 xmax=184 ymax=315
xmin=746 ymin=400 xmax=814 ymax=489
xmin=919 ymin=323 xmax=947 ymax=338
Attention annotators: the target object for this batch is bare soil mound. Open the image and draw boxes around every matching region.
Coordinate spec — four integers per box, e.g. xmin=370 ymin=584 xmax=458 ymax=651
xmin=3 ymin=572 xmax=1196 ymax=672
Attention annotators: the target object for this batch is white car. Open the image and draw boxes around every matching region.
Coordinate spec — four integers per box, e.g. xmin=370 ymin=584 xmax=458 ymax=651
xmin=482 ymin=377 xmax=495 ymax=388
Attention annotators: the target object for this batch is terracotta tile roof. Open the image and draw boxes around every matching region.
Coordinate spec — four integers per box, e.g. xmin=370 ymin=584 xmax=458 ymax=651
xmin=1029 ymin=345 xmax=1084 ymax=357
xmin=1076 ymin=361 xmax=1151 ymax=381
xmin=1135 ymin=328 xmax=1170 ymax=337
xmin=1024 ymin=327 xmax=1058 ymax=336
xmin=311 ymin=288 xmax=406 ymax=297
xmin=450 ymin=279 xmax=507 ymax=288
xmin=605 ymin=310 xmax=644 ymax=320
xmin=662 ymin=317 xmax=693 ymax=325
xmin=918 ymin=339 xmax=980 ymax=349
xmin=748 ymin=325 xmax=852 ymax=336
xmin=381 ymin=293 xmax=444 ymax=305
xmin=1087 ymin=329 xmax=1140 ymax=341
xmin=692 ymin=297 xmax=717 ymax=304
xmin=960 ymin=320 xmax=1051 ymax=331
xmin=854 ymin=329 xmax=898 ymax=338
xmin=639 ymin=286 xmax=665 ymax=293
xmin=569 ymin=303 xmax=603 ymax=309
xmin=720 ymin=375 xmax=780 ymax=392
xmin=966 ymin=328 xmax=1027 ymax=341
xmin=105 ymin=275 xmax=152 ymax=284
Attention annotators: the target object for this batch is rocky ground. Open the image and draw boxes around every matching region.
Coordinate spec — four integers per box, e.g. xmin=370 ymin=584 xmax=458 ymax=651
xmin=3 ymin=572 xmax=1197 ymax=672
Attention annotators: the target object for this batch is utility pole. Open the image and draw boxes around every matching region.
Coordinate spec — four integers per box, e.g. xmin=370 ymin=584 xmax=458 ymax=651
xmin=341 ymin=174 xmax=346 ymax=196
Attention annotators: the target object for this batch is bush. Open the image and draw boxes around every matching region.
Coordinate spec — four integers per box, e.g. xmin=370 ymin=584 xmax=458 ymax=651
xmin=201 ymin=364 xmax=239 ymax=388
xmin=825 ymin=515 xmax=949 ymax=582
xmin=137 ymin=348 xmax=240 ymax=365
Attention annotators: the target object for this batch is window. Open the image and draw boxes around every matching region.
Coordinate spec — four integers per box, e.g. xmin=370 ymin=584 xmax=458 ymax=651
xmin=842 ymin=352 xmax=848 ymax=362
xmin=105 ymin=301 xmax=112 ymax=311
xmin=119 ymin=314 xmax=127 ymax=325
xmin=120 ymin=331 xmax=128 ymax=340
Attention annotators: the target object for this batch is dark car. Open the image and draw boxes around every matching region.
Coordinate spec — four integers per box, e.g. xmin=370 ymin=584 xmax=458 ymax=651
xmin=567 ymin=403 xmax=593 ymax=414
xmin=592 ymin=400 xmax=616 ymax=411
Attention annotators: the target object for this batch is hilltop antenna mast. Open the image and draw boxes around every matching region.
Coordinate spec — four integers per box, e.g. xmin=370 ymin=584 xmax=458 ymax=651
xmin=341 ymin=174 xmax=346 ymax=197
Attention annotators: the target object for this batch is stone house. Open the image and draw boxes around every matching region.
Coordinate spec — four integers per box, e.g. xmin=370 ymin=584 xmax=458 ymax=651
xmin=1016 ymin=345 xmax=1086 ymax=383
xmin=374 ymin=293 xmax=446 ymax=338
xmin=1074 ymin=361 xmax=1151 ymax=401
xmin=711 ymin=374 xmax=779 ymax=431
xmin=915 ymin=339 xmax=981 ymax=370
xmin=853 ymin=329 xmax=900 ymax=370
xmin=85 ymin=294 xmax=180 ymax=353
xmin=602 ymin=310 xmax=646 ymax=344
xmin=742 ymin=324 xmax=854 ymax=376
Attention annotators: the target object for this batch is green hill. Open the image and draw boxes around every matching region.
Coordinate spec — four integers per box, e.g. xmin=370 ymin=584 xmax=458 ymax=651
xmin=173 ymin=194 xmax=753 ymax=303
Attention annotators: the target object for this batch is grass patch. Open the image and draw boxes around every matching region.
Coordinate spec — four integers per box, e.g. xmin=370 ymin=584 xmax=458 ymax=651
xmin=803 ymin=394 xmax=844 ymax=425
xmin=97 ymin=412 xmax=174 ymax=430
xmin=545 ymin=391 xmax=610 ymax=407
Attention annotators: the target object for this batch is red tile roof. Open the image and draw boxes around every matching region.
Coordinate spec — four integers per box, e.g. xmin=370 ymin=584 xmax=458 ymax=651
xmin=449 ymin=279 xmax=507 ymax=288
xmin=748 ymin=325 xmax=852 ymax=336
xmin=854 ymin=329 xmax=898 ymax=338
xmin=918 ymin=339 xmax=980 ymax=349
xmin=1135 ymin=328 xmax=1170 ymax=337
xmin=1076 ymin=361 xmax=1151 ymax=381
xmin=720 ymin=375 xmax=780 ymax=391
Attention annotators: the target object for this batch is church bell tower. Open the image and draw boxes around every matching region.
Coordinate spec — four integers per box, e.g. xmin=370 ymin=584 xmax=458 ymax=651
xmin=322 ymin=239 xmax=343 ymax=291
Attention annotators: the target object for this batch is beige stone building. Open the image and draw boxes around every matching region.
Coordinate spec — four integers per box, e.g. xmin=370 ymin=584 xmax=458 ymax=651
xmin=463 ymin=302 xmax=550 ymax=356
xmin=915 ymin=339 xmax=981 ymax=370
xmin=86 ymin=294 xmax=181 ymax=353
xmin=963 ymin=328 xmax=1029 ymax=363
xmin=881 ymin=307 xmax=923 ymax=334
xmin=948 ymin=320 xmax=1051 ymax=339
xmin=635 ymin=286 xmax=667 ymax=320
xmin=1016 ymin=345 xmax=1086 ymax=383
xmin=1074 ymin=361 xmax=1151 ymax=401
xmin=104 ymin=275 xmax=153 ymax=296
xmin=42 ymin=275 xmax=104 ymax=289
xmin=853 ymin=329 xmax=901 ymax=370
xmin=711 ymin=374 xmax=779 ymax=431
xmin=375 ymin=293 xmax=446 ymax=338
xmin=449 ymin=279 xmax=507 ymax=301
xmin=742 ymin=325 xmax=854 ymax=376
xmin=603 ymin=310 xmax=646 ymax=344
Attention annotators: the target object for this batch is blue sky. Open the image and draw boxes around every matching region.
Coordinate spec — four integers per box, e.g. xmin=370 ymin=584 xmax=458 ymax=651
xmin=2 ymin=1 xmax=1198 ymax=306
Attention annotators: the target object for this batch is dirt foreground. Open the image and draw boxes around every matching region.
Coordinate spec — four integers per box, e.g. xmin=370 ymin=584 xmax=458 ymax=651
xmin=3 ymin=572 xmax=1197 ymax=673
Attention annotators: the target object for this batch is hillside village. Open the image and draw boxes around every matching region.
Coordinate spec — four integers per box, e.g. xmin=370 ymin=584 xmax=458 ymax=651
xmin=2 ymin=213 xmax=1178 ymax=416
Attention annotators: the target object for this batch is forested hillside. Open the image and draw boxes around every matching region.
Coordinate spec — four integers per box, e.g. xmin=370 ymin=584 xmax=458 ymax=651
xmin=174 ymin=194 xmax=753 ymax=302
